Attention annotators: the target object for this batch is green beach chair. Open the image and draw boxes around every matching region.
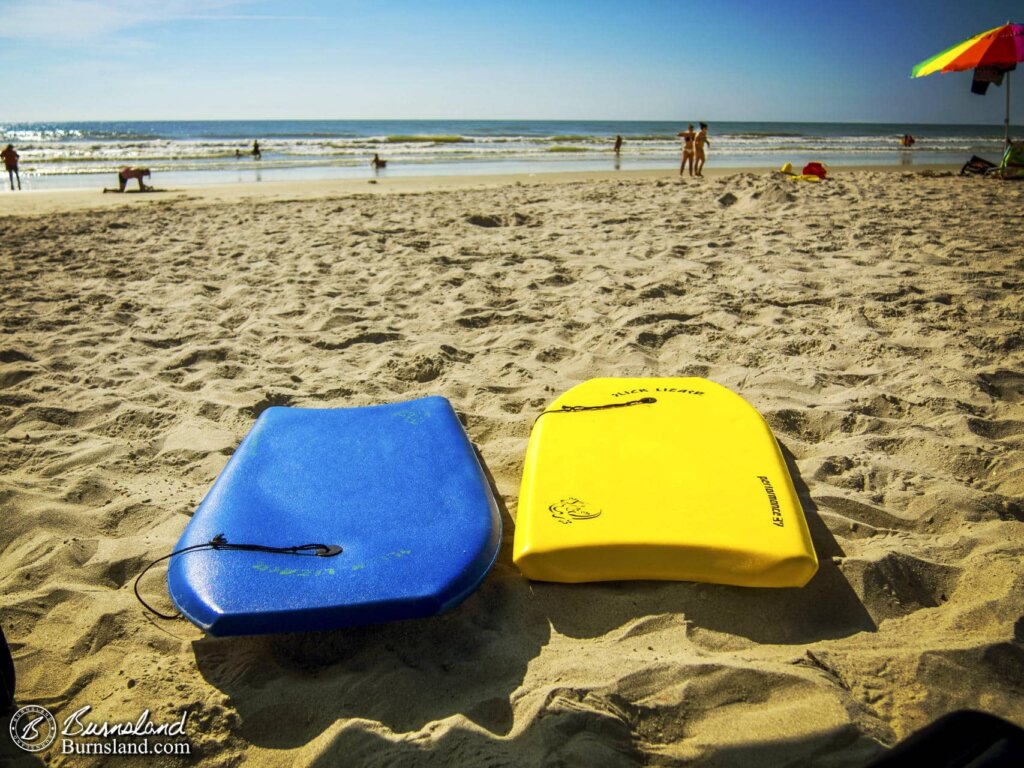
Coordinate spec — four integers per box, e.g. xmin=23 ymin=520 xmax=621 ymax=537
xmin=996 ymin=141 xmax=1024 ymax=180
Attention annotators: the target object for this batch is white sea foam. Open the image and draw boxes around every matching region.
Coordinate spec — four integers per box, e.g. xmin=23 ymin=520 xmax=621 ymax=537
xmin=0 ymin=122 xmax=1009 ymax=177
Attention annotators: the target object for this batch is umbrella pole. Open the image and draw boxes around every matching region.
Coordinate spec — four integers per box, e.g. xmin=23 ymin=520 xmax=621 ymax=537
xmin=1006 ymin=69 xmax=1012 ymax=145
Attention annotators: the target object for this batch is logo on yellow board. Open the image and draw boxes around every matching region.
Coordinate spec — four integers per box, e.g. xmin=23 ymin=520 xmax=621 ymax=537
xmin=548 ymin=498 xmax=602 ymax=524
xmin=758 ymin=476 xmax=785 ymax=527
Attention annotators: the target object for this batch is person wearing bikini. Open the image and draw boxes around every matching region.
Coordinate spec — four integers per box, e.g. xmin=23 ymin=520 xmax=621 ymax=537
xmin=678 ymin=124 xmax=696 ymax=176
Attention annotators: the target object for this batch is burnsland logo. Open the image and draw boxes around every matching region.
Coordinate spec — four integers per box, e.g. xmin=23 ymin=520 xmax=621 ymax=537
xmin=9 ymin=705 xmax=58 ymax=752
xmin=9 ymin=704 xmax=191 ymax=756
xmin=62 ymin=705 xmax=188 ymax=739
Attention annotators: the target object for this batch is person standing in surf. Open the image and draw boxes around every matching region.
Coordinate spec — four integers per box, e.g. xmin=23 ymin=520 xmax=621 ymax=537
xmin=677 ymin=125 xmax=695 ymax=176
xmin=2 ymin=144 xmax=21 ymax=191
xmin=694 ymin=123 xmax=710 ymax=177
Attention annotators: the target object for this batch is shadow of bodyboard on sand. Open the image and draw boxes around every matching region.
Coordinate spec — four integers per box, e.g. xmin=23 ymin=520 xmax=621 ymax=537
xmin=194 ymin=575 xmax=548 ymax=749
xmin=193 ymin=440 xmax=873 ymax=754
xmin=194 ymin=448 xmax=546 ymax=750
xmin=532 ymin=441 xmax=876 ymax=644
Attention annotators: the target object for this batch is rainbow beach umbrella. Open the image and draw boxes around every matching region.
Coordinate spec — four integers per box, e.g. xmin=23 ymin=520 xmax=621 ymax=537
xmin=912 ymin=22 xmax=1024 ymax=144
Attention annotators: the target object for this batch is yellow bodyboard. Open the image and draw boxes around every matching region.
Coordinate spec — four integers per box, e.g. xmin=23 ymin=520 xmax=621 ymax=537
xmin=513 ymin=378 xmax=818 ymax=587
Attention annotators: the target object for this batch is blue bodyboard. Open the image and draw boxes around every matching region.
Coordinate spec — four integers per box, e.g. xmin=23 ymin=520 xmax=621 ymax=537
xmin=167 ymin=397 xmax=501 ymax=636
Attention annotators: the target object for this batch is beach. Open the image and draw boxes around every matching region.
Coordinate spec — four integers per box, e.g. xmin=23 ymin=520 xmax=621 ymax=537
xmin=2 ymin=167 xmax=1022 ymax=766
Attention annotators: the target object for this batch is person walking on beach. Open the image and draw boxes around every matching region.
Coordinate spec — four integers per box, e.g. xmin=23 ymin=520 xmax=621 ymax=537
xmin=694 ymin=123 xmax=710 ymax=177
xmin=613 ymin=134 xmax=623 ymax=155
xmin=677 ymin=125 xmax=696 ymax=176
xmin=252 ymin=140 xmax=262 ymax=160
xmin=2 ymin=144 xmax=21 ymax=191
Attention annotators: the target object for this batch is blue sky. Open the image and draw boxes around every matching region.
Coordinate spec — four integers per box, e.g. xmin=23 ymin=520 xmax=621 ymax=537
xmin=1 ymin=0 xmax=1021 ymax=123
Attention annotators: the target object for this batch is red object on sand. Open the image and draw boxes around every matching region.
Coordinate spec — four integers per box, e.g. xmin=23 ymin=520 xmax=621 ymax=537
xmin=802 ymin=162 xmax=827 ymax=179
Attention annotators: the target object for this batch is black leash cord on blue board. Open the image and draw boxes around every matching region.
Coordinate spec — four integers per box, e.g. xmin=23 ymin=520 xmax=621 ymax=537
xmin=533 ymin=397 xmax=657 ymax=426
xmin=133 ymin=534 xmax=343 ymax=620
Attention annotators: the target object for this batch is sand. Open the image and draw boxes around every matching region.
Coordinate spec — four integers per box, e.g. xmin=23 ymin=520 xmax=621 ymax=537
xmin=1 ymin=167 xmax=1022 ymax=767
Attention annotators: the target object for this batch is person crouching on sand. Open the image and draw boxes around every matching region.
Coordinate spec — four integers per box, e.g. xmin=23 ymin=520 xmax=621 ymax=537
xmin=2 ymin=144 xmax=21 ymax=191
xmin=104 ymin=167 xmax=152 ymax=193
xmin=695 ymin=123 xmax=710 ymax=177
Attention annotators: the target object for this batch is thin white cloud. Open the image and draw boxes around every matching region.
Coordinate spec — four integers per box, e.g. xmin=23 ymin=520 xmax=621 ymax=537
xmin=0 ymin=0 xmax=319 ymax=43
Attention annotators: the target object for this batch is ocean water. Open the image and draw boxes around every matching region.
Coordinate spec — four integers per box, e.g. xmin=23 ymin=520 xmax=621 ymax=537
xmin=1 ymin=120 xmax=1018 ymax=190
